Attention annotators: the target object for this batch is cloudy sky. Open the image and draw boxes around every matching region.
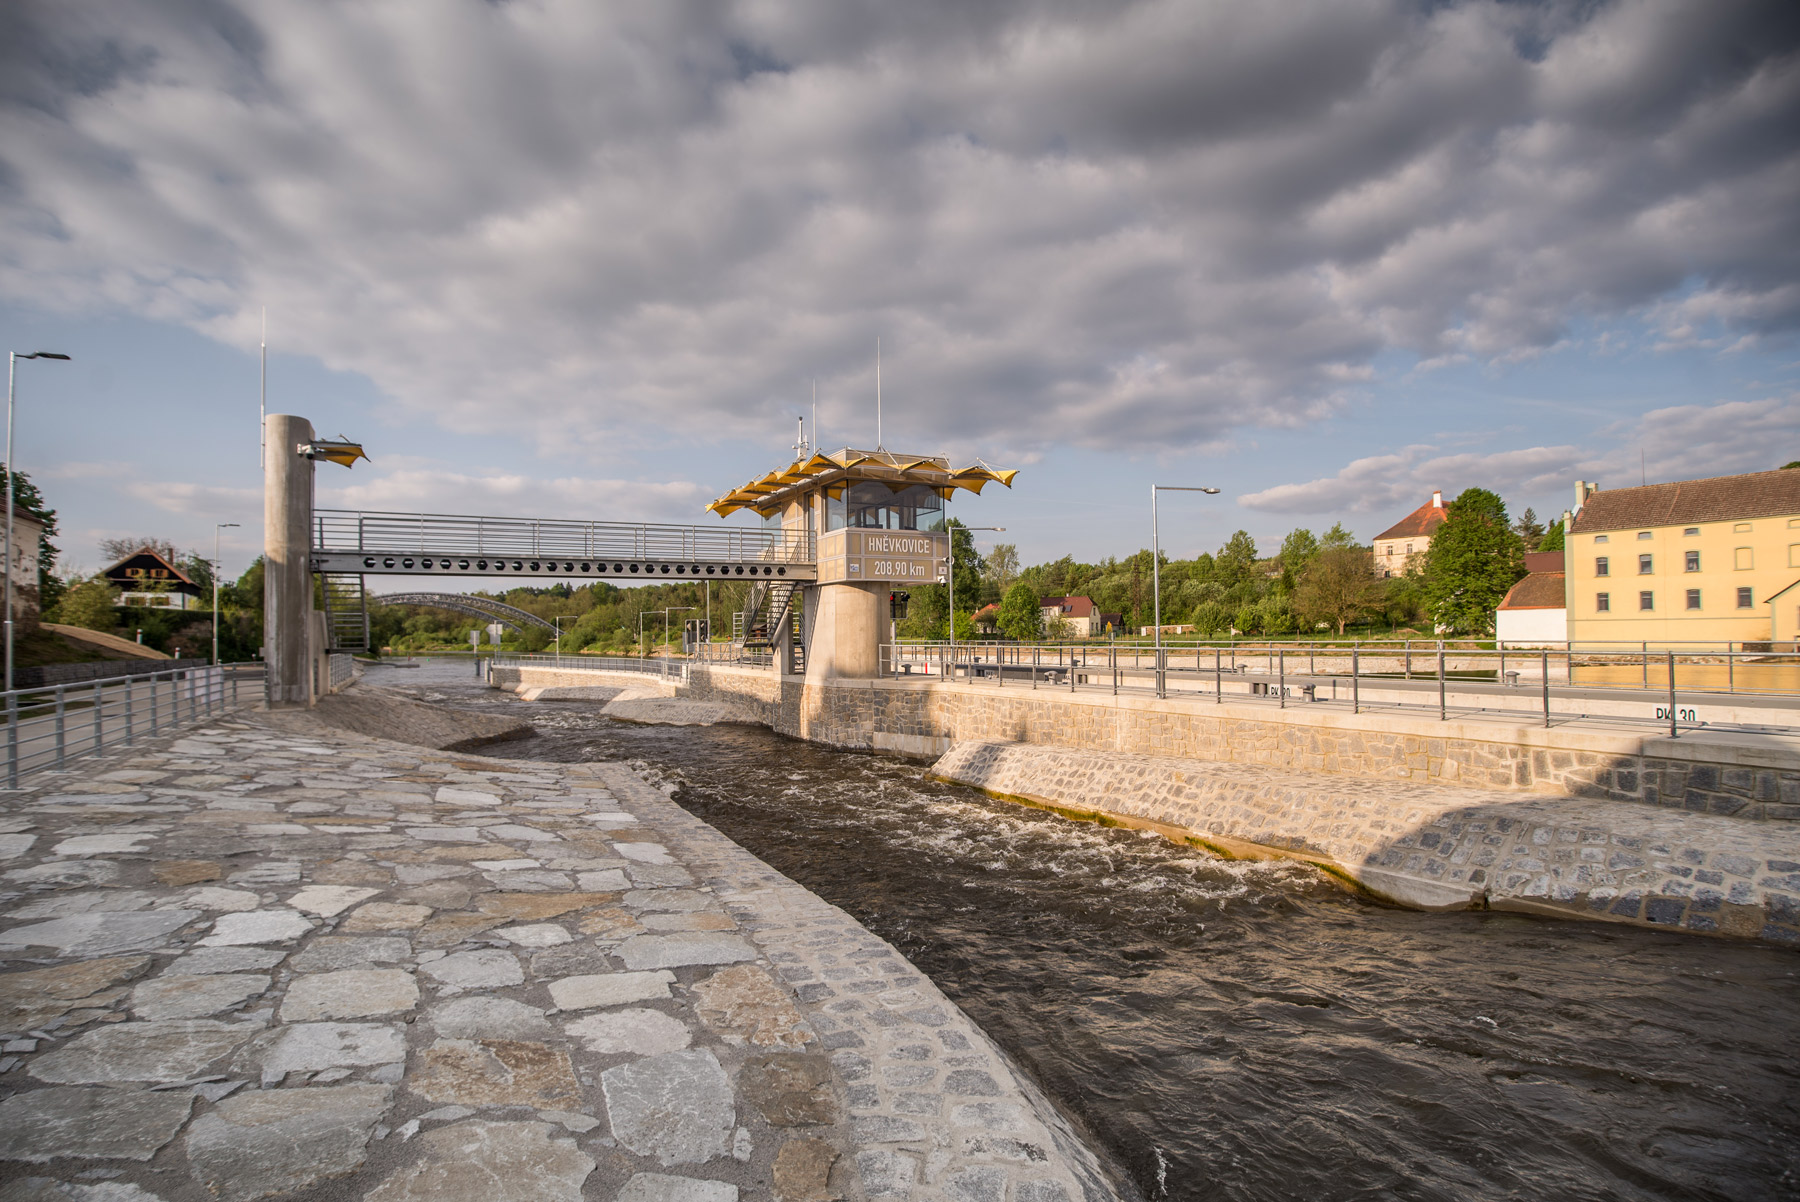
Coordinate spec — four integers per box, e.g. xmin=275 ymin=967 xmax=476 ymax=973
xmin=2 ymin=0 xmax=1797 ymax=579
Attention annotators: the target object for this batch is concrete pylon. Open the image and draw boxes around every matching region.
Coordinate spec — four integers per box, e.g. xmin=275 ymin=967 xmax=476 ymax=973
xmin=804 ymin=582 xmax=888 ymax=682
xmin=264 ymin=414 xmax=314 ymax=707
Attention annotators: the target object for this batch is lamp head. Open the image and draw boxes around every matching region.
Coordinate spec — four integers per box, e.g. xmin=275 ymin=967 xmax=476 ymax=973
xmin=15 ymin=352 xmax=71 ymax=361
xmin=1201 ymin=487 xmax=1221 ymax=494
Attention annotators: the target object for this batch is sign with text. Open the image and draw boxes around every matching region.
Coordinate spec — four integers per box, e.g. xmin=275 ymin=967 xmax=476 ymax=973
xmin=816 ymin=529 xmax=946 ymax=583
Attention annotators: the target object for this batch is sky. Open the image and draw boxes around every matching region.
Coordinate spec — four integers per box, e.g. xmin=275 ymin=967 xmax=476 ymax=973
xmin=1 ymin=0 xmax=1797 ymax=586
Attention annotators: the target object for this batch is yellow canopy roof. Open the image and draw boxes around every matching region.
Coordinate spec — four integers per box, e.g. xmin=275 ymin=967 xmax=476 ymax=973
xmin=707 ymin=449 xmax=1018 ymax=518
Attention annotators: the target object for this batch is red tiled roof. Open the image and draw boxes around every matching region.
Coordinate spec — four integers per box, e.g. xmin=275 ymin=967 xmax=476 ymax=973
xmin=1524 ymin=551 xmax=1565 ymax=573
xmin=1499 ymin=572 xmax=1565 ymax=610
xmin=1569 ymin=468 xmax=1800 ymax=534
xmin=1374 ymin=496 xmax=1449 ymax=542
xmin=1040 ymin=595 xmax=1098 ymax=617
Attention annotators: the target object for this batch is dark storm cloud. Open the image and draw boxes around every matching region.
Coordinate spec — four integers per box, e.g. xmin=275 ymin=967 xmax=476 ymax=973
xmin=1 ymin=0 xmax=1795 ymax=458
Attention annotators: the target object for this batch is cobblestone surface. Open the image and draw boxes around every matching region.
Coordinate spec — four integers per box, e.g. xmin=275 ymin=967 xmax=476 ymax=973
xmin=0 ymin=714 xmax=1123 ymax=1201
xmin=933 ymin=738 xmax=1800 ymax=942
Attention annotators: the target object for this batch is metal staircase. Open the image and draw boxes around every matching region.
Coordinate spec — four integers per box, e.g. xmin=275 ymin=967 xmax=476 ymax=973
xmin=741 ymin=579 xmax=797 ymax=648
xmin=321 ymin=573 xmax=370 ymax=652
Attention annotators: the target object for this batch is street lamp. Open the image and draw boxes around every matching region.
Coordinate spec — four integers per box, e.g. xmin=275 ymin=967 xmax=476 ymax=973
xmin=1151 ymin=484 xmax=1221 ymax=699
xmin=6 ymin=351 xmax=71 ymax=692
xmin=944 ymin=520 xmax=1003 ymax=676
xmin=212 ymin=522 xmax=240 ymax=666
xmin=552 ymin=615 xmax=568 ymax=663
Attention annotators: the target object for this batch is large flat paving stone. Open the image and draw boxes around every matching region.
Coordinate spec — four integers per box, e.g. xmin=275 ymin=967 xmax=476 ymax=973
xmin=0 ymin=1179 xmax=167 ymax=1200
xmin=547 ymin=970 xmax=676 ymax=1011
xmin=616 ymin=1173 xmax=739 ymax=1202
xmin=601 ymin=1049 xmax=735 ymax=1166
xmin=29 ymin=1020 xmax=256 ymax=1084
xmin=279 ymin=968 xmax=418 ymax=1021
xmin=691 ymin=965 xmax=814 ymax=1049
xmin=130 ymin=972 xmax=270 ymax=1019
xmin=419 ymin=949 xmax=523 ymax=990
xmin=427 ymin=997 xmax=554 ymax=1040
xmin=0 ymin=1086 xmax=193 ymax=1161
xmin=616 ymin=932 xmax=759 ymax=970
xmin=184 ymin=1083 xmax=392 ymax=1201
xmin=0 ymin=955 xmax=151 ymax=1028
xmin=363 ymin=1119 xmax=594 ymax=1202
xmin=244 ymin=1022 xmax=407 ymax=1075
xmin=198 ymin=910 xmax=314 ymax=946
xmin=287 ymin=935 xmax=411 ymax=972
xmin=0 ymin=911 xmax=200 ymax=957
xmin=564 ymin=1008 xmax=692 ymax=1055
xmin=410 ymin=1038 xmax=582 ymax=1109
xmin=161 ymin=947 xmax=287 ymax=976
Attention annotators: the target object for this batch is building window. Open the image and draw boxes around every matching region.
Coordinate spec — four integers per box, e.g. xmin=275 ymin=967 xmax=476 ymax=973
xmin=1685 ymin=550 xmax=1699 ymax=572
xmin=1405 ymin=542 xmax=1413 ymax=554
xmin=1638 ymin=554 xmax=1653 ymax=574
xmin=1596 ymin=593 xmax=1610 ymax=612
xmin=1738 ymin=587 xmax=1753 ymax=609
xmin=1594 ymin=535 xmax=1609 ymax=544
xmin=1791 ymin=543 xmax=1800 ymax=569
xmin=1684 ymin=527 xmax=1700 ymax=536
xmin=1637 ymin=531 xmax=1653 ymax=540
xmin=1595 ymin=556 xmax=1609 ymax=576
xmin=1735 ymin=547 xmax=1753 ymax=570
xmin=1639 ymin=591 xmax=1654 ymax=611
xmin=1734 ymin=522 xmax=1753 ymax=533
xmin=1686 ymin=589 xmax=1701 ymax=610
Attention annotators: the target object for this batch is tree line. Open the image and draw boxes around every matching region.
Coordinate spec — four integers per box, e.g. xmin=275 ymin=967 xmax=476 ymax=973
xmin=37 ymin=486 xmax=1552 ymax=660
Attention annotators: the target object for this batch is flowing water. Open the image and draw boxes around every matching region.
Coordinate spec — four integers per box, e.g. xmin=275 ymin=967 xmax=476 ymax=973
xmin=380 ymin=663 xmax=1800 ymax=1201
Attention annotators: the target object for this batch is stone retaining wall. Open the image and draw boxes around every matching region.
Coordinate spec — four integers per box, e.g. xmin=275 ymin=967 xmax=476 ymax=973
xmin=496 ymin=665 xmax=1800 ymax=821
xmin=930 ymin=739 xmax=1800 ymax=945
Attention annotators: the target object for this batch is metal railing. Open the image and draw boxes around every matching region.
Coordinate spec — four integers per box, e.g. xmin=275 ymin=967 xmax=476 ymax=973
xmin=881 ymin=641 xmax=1800 ymax=737
xmin=2 ymin=663 xmax=266 ymax=787
xmin=315 ymin=510 xmax=815 ymax=564
xmin=487 ymin=652 xmax=691 ymax=685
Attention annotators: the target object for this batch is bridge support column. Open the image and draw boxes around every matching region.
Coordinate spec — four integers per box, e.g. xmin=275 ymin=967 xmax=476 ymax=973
xmin=804 ymin=582 xmax=888 ymax=682
xmin=264 ymin=414 xmax=315 ymax=708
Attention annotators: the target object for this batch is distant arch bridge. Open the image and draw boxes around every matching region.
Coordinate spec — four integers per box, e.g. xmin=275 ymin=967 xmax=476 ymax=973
xmin=372 ymin=592 xmax=557 ymax=634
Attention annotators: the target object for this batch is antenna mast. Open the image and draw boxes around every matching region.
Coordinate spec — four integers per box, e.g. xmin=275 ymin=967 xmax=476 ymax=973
xmin=259 ymin=307 xmax=267 ymax=468
xmin=811 ymin=379 xmax=818 ymax=455
xmin=875 ymin=337 xmax=883 ymax=451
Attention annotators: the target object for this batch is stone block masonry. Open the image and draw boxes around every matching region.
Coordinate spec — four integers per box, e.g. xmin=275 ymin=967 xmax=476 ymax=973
xmin=0 ymin=711 xmax=1126 ymax=1201
xmin=930 ymin=739 xmax=1800 ymax=944
xmin=497 ymin=665 xmax=1800 ymax=822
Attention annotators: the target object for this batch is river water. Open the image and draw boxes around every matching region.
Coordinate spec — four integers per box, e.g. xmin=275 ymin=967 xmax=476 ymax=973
xmin=380 ymin=663 xmax=1800 ymax=1201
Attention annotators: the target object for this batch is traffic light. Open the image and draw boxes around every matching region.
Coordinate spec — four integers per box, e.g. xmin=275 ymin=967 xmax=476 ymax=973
xmin=889 ymin=591 xmax=910 ymax=619
xmin=683 ymin=618 xmax=710 ymax=652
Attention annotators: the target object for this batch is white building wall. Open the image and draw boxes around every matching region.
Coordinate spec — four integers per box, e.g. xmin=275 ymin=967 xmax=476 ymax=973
xmin=1496 ymin=607 xmax=1567 ymax=647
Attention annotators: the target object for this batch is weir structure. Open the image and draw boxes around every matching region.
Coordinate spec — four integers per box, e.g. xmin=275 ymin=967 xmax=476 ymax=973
xmin=262 ymin=412 xmax=1015 ymax=705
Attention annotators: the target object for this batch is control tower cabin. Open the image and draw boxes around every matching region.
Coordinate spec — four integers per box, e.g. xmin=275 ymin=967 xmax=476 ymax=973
xmin=708 ymin=449 xmax=1016 ymax=681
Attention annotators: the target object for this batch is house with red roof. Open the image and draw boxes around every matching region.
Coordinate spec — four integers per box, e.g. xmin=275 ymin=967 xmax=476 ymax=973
xmin=1372 ymin=490 xmax=1449 ymax=578
xmin=1496 ymin=551 xmax=1567 ymax=647
xmin=1039 ymin=595 xmax=1122 ymax=638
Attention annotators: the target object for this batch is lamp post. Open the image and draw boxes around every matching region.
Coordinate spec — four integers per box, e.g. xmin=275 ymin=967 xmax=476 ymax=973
xmin=212 ymin=522 xmax=240 ymax=666
xmin=6 ymin=351 xmax=71 ymax=693
xmin=552 ymin=615 xmax=568 ymax=663
xmin=1151 ymin=485 xmax=1220 ymax=699
xmin=945 ymin=520 xmax=1003 ymax=677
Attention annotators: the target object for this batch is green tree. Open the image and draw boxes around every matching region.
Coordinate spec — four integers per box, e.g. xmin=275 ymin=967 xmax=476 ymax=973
xmin=1278 ymin=528 xmax=1319 ymax=575
xmin=1 ymin=465 xmax=61 ymax=612
xmin=56 ymin=577 xmax=119 ymax=632
xmin=1216 ymin=531 xmax=1259 ymax=587
xmin=985 ymin=543 xmax=1020 ymax=595
xmin=1422 ymin=488 xmax=1525 ymax=635
xmin=1294 ymin=547 xmax=1384 ymax=635
xmin=1319 ymin=522 xmax=1359 ymax=551
xmin=1191 ymin=600 xmax=1230 ymax=637
xmin=995 ymin=581 xmax=1043 ymax=641
xmin=1511 ymin=507 xmax=1546 ymax=547
xmin=1232 ymin=604 xmax=1260 ymax=635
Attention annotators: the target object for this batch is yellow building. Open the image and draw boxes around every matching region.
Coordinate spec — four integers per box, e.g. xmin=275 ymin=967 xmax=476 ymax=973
xmin=1563 ymin=469 xmax=1800 ymax=646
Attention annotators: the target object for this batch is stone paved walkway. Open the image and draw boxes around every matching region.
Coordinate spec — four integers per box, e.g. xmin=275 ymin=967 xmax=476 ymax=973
xmin=0 ymin=713 xmax=1122 ymax=1202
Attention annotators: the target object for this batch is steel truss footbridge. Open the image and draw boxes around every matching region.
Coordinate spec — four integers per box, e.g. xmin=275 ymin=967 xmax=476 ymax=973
xmin=371 ymin=593 xmax=557 ymax=634
xmin=313 ymin=509 xmax=816 ymax=652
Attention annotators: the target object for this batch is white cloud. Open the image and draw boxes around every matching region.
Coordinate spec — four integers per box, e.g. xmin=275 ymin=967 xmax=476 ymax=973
xmin=0 ymin=0 xmax=1795 ymax=460
xmin=1240 ymin=393 xmax=1800 ymax=525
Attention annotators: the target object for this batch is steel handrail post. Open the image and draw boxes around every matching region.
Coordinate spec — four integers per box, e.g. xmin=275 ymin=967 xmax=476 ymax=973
xmin=53 ymin=684 xmax=64 ymax=768
xmin=124 ymin=676 xmax=133 ymax=745
xmin=1541 ymin=650 xmax=1550 ymax=728
xmin=1728 ymin=642 xmax=1734 ymax=692
xmin=1352 ymin=645 xmax=1359 ymax=714
xmin=1215 ymin=648 xmax=1221 ymax=702
xmin=91 ymin=679 xmax=102 ymax=755
xmin=1667 ymin=651 xmax=1678 ymax=739
xmin=1278 ymin=649 xmax=1285 ymax=708
xmin=1642 ymin=640 xmax=1647 ymax=688
xmin=1437 ymin=641 xmax=1446 ymax=720
xmin=1404 ymin=639 xmax=1411 ymax=680
xmin=6 ymin=690 xmax=16 ymax=788
xmin=1032 ymin=645 xmax=1038 ymax=690
xmin=151 ymin=670 xmax=159 ymax=733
